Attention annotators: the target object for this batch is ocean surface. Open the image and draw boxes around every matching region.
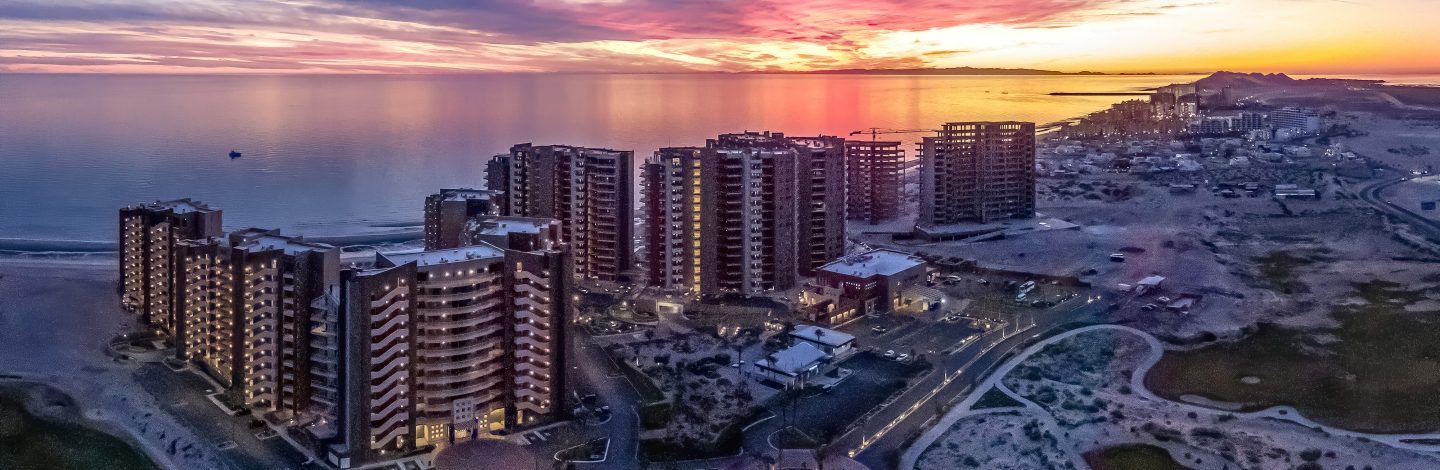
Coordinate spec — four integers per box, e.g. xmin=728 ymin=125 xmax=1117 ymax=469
xmin=0 ymin=73 xmax=1431 ymax=247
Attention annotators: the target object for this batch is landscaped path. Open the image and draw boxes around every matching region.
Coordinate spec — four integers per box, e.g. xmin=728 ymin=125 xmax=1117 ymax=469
xmin=899 ymin=324 xmax=1440 ymax=470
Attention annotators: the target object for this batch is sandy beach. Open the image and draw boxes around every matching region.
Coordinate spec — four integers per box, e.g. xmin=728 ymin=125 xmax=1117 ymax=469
xmin=0 ymin=257 xmax=229 ymax=470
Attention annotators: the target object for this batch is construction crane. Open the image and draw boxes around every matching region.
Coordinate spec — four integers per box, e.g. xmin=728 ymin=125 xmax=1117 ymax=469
xmin=844 ymin=128 xmax=934 ymax=225
xmin=848 ymin=128 xmax=933 ymax=172
xmin=848 ymin=127 xmax=932 ymax=143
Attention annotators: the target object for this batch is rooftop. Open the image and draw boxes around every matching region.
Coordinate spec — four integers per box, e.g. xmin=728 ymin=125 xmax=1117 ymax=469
xmin=479 ymin=217 xmax=556 ymax=235
xmin=436 ymin=188 xmax=499 ymax=202
xmin=757 ymin=342 xmax=829 ymax=376
xmin=137 ymin=198 xmax=218 ymax=214
xmin=791 ymin=325 xmax=856 ymax=348
xmin=381 ymin=244 xmax=504 ymax=267
xmin=787 ymin=136 xmax=842 ymax=149
xmin=1138 ymin=275 xmax=1166 ymax=286
xmin=818 ymin=249 xmax=925 ymax=278
xmin=230 ymin=229 xmax=334 ymax=255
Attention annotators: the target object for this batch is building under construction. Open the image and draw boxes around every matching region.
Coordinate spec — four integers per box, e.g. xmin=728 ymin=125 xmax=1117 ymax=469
xmin=844 ymin=140 xmax=903 ymax=225
xmin=918 ymin=122 xmax=1036 ymax=227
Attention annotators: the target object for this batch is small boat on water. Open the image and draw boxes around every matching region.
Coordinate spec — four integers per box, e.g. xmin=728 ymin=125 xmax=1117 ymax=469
xmin=229 ymin=150 xmax=242 ymax=159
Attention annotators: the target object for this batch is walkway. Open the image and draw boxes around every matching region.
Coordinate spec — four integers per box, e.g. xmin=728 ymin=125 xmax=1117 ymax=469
xmin=899 ymin=324 xmax=1440 ymax=469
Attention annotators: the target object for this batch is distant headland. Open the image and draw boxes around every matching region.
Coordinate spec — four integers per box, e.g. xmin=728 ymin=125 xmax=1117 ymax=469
xmin=752 ymin=66 xmax=1166 ymax=76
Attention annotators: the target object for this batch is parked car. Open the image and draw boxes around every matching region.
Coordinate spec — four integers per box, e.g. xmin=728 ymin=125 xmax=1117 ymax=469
xmin=897 ymin=353 xmax=910 ymax=362
xmin=872 ymin=325 xmax=889 ymax=333
xmin=1110 ymin=253 xmax=1127 ymax=262
xmin=884 ymin=350 xmax=896 ymax=358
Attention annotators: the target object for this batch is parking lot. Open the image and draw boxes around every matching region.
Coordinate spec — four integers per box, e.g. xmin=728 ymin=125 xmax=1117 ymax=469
xmin=760 ymin=351 xmax=927 ymax=444
xmin=884 ymin=320 xmax=983 ymax=358
xmin=838 ymin=312 xmax=985 ymax=361
xmin=932 ymin=272 xmax=1080 ymax=322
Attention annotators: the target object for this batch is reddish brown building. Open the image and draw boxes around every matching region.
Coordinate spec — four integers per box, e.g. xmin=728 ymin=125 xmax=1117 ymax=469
xmin=800 ymin=249 xmax=927 ymax=325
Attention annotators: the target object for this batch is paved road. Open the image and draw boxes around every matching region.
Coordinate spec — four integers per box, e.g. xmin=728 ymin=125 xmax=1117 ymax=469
xmin=567 ymin=327 xmax=642 ymax=470
xmin=1357 ymin=173 xmax=1440 ymax=242
xmin=852 ymin=295 xmax=1112 ymax=470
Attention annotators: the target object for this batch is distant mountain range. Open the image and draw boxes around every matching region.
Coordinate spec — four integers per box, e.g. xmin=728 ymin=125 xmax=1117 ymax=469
xmin=1196 ymin=71 xmax=1385 ymax=90
xmin=760 ymin=67 xmax=1161 ymax=76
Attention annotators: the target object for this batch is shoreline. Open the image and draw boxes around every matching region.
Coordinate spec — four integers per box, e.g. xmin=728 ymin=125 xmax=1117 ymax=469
xmin=0 ymin=228 xmax=423 ymax=259
xmin=0 ymin=378 xmax=168 ymax=470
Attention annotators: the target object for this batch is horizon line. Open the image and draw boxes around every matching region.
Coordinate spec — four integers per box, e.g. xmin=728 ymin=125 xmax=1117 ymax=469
xmin=4 ymin=69 xmax=1440 ymax=77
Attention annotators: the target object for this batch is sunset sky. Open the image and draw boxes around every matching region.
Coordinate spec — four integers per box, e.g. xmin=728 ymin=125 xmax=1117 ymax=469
xmin=1 ymin=0 xmax=1437 ymax=74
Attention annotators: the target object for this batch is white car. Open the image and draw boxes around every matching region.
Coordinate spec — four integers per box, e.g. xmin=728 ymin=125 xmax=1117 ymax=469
xmin=897 ymin=354 xmax=910 ymax=362
xmin=884 ymin=350 xmax=896 ymax=358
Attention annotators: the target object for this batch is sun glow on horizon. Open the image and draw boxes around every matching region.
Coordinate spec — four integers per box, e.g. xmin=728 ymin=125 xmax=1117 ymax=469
xmin=0 ymin=0 xmax=1437 ymax=75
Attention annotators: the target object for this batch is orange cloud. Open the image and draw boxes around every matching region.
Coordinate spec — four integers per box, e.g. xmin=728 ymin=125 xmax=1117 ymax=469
xmin=0 ymin=0 xmax=1435 ymax=74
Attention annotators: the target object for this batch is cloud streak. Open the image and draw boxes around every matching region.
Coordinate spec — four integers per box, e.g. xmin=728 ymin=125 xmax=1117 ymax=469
xmin=0 ymin=0 xmax=1425 ymax=74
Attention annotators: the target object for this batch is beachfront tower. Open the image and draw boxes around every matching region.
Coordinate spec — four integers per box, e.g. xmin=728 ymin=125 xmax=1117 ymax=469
xmin=485 ymin=144 xmax=634 ymax=285
xmin=119 ymin=199 xmax=223 ymax=331
xmin=641 ymin=131 xmax=846 ymax=297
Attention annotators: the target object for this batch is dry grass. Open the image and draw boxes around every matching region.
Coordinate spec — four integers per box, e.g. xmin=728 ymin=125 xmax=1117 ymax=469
xmin=1146 ymin=280 xmax=1440 ymax=433
xmin=1083 ymin=444 xmax=1191 ymax=470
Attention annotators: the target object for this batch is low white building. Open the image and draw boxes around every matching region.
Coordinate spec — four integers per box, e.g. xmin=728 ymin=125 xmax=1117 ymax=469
xmin=755 ymin=342 xmax=830 ymax=388
xmin=790 ymin=325 xmax=856 ymax=356
xmin=1136 ymin=275 xmax=1166 ymax=295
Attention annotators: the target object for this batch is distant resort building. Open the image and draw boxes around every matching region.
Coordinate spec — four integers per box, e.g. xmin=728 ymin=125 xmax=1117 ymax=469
xmin=1271 ymin=106 xmax=1322 ymax=135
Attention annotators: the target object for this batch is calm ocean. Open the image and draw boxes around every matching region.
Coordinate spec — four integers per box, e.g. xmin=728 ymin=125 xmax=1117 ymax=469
xmin=1 ymin=72 xmax=1425 ymax=247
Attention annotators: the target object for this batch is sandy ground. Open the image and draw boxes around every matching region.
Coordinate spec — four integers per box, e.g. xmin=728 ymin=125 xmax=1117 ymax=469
xmin=1341 ymin=112 xmax=1440 ymax=172
xmin=909 ymin=326 xmax=1440 ymax=470
xmin=0 ymin=258 xmax=227 ymax=470
xmin=866 ymin=168 xmax=1418 ymax=340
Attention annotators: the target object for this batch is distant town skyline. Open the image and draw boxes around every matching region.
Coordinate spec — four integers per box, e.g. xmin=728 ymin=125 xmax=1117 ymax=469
xmin=2 ymin=0 xmax=1437 ymax=75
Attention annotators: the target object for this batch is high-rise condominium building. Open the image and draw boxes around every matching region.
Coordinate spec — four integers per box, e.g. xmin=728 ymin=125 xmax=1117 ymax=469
xmin=377 ymin=238 xmax=568 ymax=445
xmin=1151 ymin=83 xmax=1199 ymax=118
xmin=303 ymin=220 xmax=570 ymax=466
xmin=919 ymin=122 xmax=1037 ymax=227
xmin=788 ymin=136 xmax=847 ymax=276
xmin=844 ymin=140 xmax=904 ymax=225
xmin=641 ymin=132 xmax=845 ymax=296
xmin=326 ymin=261 xmax=418 ymax=465
xmin=424 ymin=188 xmax=502 ymax=250
xmin=172 ymin=228 xmax=340 ymax=415
xmin=120 ymin=198 xmax=223 ymax=330
xmin=1271 ymin=106 xmax=1321 ymax=134
xmin=119 ymin=204 xmax=569 ymax=469
xmin=485 ymin=144 xmax=633 ymax=284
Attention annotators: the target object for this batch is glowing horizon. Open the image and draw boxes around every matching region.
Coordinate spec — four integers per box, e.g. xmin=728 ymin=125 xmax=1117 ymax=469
xmin=1 ymin=0 xmax=1438 ymax=75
